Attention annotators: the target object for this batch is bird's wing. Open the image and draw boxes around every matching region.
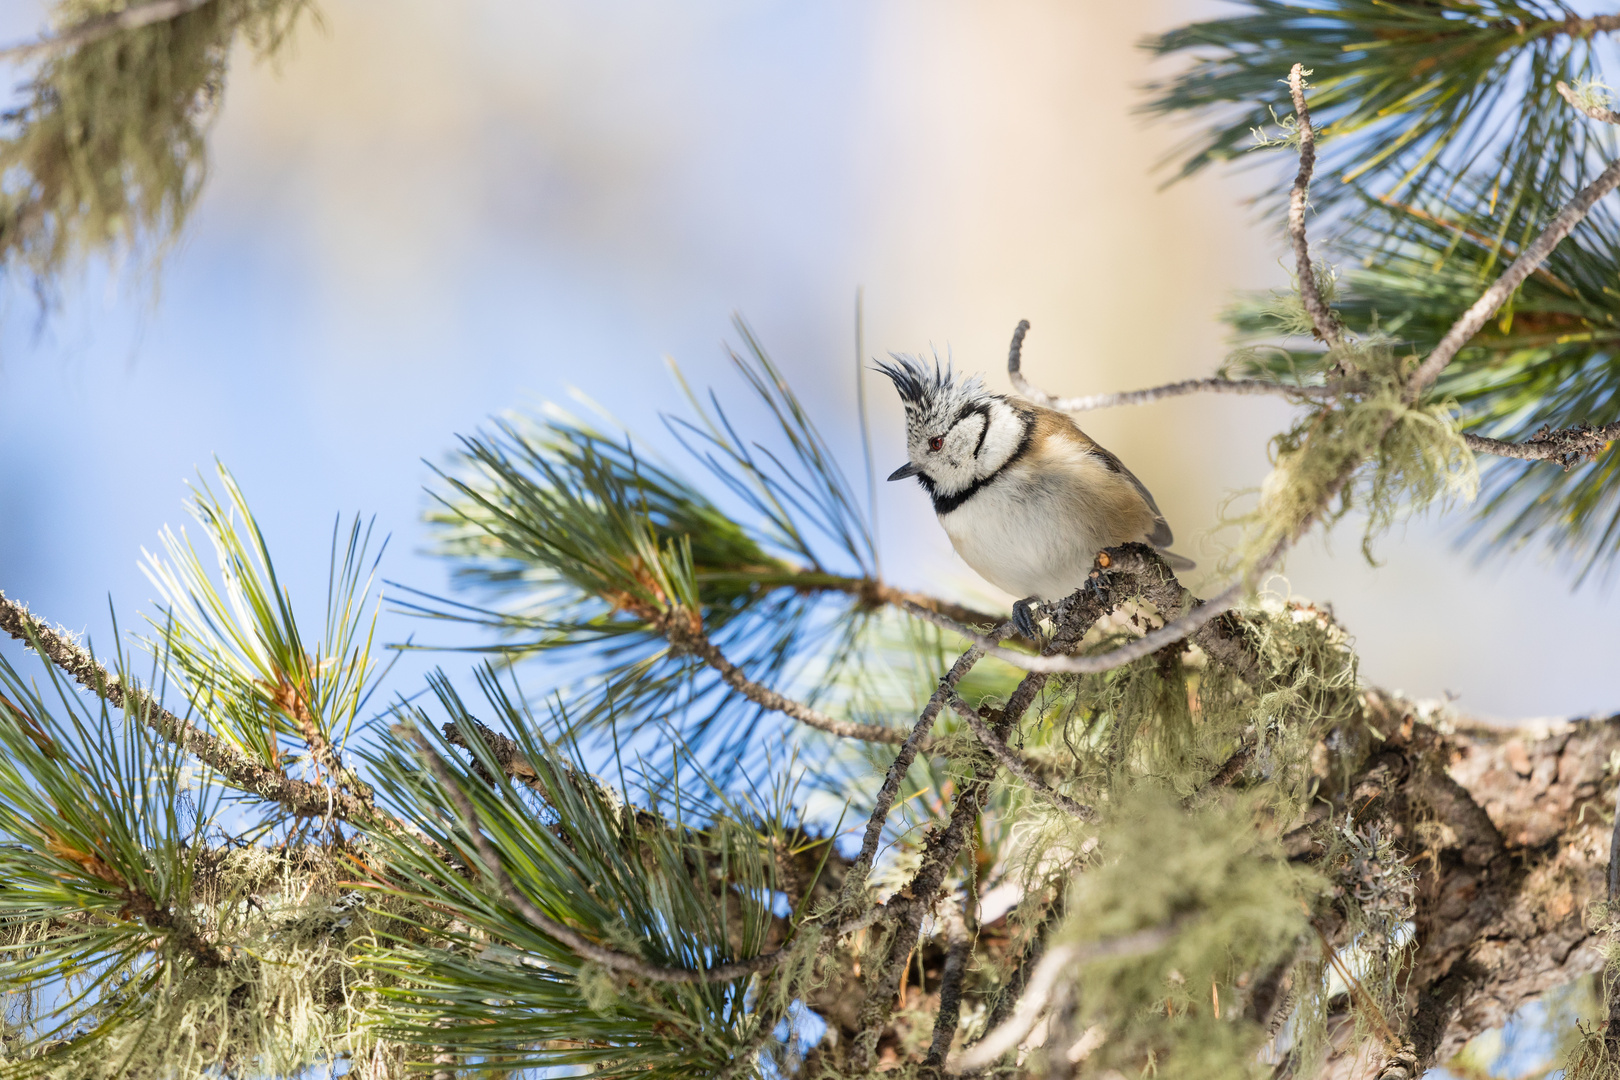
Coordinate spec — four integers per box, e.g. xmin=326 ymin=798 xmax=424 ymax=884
xmin=1089 ymin=443 xmax=1175 ymax=548
xmin=1033 ymin=404 xmax=1175 ymax=547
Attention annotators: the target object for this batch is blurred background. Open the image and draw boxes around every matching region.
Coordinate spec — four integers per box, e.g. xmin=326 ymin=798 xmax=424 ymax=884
xmin=0 ymin=0 xmax=1615 ymax=724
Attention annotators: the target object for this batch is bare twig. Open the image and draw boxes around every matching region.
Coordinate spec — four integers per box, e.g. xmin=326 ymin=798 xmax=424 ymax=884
xmin=1407 ymin=154 xmax=1620 ymax=397
xmin=0 ymin=0 xmax=213 ymax=64
xmin=1557 ymin=79 xmax=1620 ymax=125
xmin=667 ymin=620 xmax=916 ymax=745
xmin=946 ymin=925 xmax=1180 ymax=1073
xmin=1463 ymin=423 xmax=1620 ymax=470
xmin=852 ymin=625 xmax=1014 ymax=873
xmin=1286 ymin=64 xmax=1343 ymax=349
xmin=1022 ymin=375 xmax=1337 ymax=413
xmin=0 ymin=591 xmax=394 ymax=833
xmin=1005 ymin=319 xmax=1336 ymax=412
xmin=949 ymin=695 xmax=1093 ymax=820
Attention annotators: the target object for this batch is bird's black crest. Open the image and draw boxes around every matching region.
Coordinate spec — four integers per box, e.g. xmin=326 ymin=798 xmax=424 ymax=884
xmin=874 ymin=353 xmax=954 ymax=408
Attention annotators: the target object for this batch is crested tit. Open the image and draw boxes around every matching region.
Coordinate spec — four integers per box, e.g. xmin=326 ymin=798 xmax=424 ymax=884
xmin=878 ymin=353 xmax=1192 ymax=637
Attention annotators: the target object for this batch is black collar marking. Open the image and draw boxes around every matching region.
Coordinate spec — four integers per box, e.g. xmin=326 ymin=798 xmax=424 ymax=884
xmin=918 ymin=406 xmax=1034 ymax=516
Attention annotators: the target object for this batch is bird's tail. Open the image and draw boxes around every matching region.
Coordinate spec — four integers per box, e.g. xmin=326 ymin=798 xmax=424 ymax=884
xmin=1157 ymin=549 xmax=1196 ymax=571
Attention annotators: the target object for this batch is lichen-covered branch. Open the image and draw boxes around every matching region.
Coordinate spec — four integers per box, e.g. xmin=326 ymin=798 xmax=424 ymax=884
xmin=948 ymin=694 xmax=1093 ymax=820
xmin=0 ymin=590 xmax=393 ymax=832
xmin=1463 ymin=423 xmax=1620 ymax=469
xmin=1286 ymin=64 xmax=1343 ymax=349
xmin=1309 ymin=698 xmax=1620 ymax=1078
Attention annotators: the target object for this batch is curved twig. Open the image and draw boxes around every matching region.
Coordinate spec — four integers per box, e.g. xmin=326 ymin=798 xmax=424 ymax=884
xmin=852 ymin=624 xmax=1014 ymax=871
xmin=948 ymin=694 xmax=1093 ymax=820
xmin=1005 ymin=319 xmax=1336 ymax=412
xmin=668 ymin=620 xmax=916 ymax=745
xmin=1286 ymin=64 xmax=1343 ymax=349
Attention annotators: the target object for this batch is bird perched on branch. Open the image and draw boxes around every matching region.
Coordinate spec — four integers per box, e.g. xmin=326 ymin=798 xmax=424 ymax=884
xmin=878 ymin=351 xmax=1191 ymax=638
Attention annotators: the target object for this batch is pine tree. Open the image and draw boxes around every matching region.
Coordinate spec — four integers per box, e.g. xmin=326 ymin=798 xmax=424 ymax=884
xmin=3 ymin=2 xmax=1620 ymax=1078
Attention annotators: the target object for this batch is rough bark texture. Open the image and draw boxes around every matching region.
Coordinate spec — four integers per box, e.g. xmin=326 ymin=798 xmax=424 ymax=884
xmin=1314 ymin=695 xmax=1620 ymax=1077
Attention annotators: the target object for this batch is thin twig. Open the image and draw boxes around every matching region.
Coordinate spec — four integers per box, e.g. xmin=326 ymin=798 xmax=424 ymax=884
xmin=848 ymin=594 xmax=1107 ymax=1069
xmin=1407 ymin=155 xmax=1620 ymax=397
xmin=0 ymin=591 xmax=393 ymax=832
xmin=924 ymin=897 xmax=974 ymax=1066
xmin=946 ymin=925 xmax=1180 ymax=1073
xmin=1286 ymin=64 xmax=1343 ymax=349
xmin=1463 ymin=423 xmax=1620 ymax=469
xmin=1020 ymin=375 xmax=1337 ymax=413
xmin=949 ymin=695 xmax=1093 ymax=820
xmin=669 ymin=620 xmax=917 ymax=746
xmin=0 ymin=0 xmax=213 ymax=64
xmin=1005 ymin=318 xmax=1336 ymax=412
xmin=852 ymin=625 xmax=1014 ymax=872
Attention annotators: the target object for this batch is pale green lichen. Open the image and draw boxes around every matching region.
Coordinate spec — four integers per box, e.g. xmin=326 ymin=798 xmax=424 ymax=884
xmin=1 ymin=0 xmax=315 ymax=293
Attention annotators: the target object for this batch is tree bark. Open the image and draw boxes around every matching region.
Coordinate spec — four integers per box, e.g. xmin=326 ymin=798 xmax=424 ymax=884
xmin=1315 ymin=693 xmax=1619 ymax=1077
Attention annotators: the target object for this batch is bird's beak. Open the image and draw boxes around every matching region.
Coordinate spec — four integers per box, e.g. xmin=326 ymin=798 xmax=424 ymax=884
xmin=887 ymin=462 xmax=921 ymax=481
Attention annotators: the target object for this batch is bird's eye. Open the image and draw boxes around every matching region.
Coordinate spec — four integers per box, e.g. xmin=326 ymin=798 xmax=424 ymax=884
xmin=928 ymin=436 xmax=944 ymax=452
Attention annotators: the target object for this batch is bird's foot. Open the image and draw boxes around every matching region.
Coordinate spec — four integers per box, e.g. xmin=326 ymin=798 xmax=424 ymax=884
xmin=1011 ymin=597 xmax=1043 ymax=641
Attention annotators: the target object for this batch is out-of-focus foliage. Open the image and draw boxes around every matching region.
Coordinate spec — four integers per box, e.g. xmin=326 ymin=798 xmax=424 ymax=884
xmin=1145 ymin=0 xmax=1614 ymax=229
xmin=1 ymin=0 xmax=316 ymax=293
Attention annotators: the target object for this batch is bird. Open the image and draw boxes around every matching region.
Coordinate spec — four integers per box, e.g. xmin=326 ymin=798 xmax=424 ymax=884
xmin=876 ymin=352 xmax=1192 ymax=639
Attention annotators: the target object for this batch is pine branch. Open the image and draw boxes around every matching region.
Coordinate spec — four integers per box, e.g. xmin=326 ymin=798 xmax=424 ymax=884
xmin=0 ymin=591 xmax=391 ymax=832
xmin=1408 ymin=156 xmax=1620 ymax=396
xmin=664 ymin=616 xmax=917 ymax=746
xmin=902 ymin=570 xmax=1251 ymax=676
xmin=410 ymin=730 xmax=801 ymax=984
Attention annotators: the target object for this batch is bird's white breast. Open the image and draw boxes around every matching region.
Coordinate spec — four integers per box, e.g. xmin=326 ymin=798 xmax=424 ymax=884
xmin=938 ymin=450 xmax=1134 ymax=600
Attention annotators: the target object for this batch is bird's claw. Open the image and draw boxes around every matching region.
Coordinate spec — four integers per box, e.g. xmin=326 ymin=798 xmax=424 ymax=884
xmin=1011 ymin=597 xmax=1042 ymax=641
